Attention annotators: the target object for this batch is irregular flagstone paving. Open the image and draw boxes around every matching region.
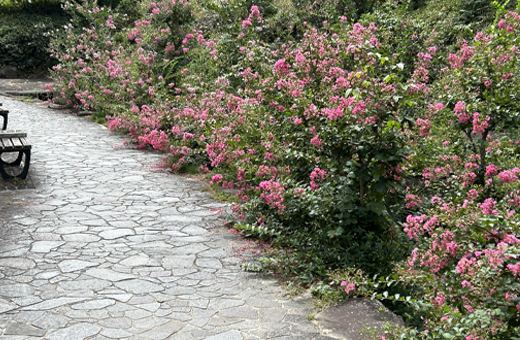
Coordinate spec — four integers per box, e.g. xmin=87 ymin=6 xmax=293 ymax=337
xmin=0 ymin=97 xmax=335 ymax=340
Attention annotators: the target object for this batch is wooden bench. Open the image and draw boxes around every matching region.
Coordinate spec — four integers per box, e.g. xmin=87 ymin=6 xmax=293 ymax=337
xmin=0 ymin=130 xmax=31 ymax=180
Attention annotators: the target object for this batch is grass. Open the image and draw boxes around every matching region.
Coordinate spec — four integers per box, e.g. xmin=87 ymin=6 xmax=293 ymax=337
xmin=283 ymin=284 xmax=305 ymax=298
xmin=311 ymin=289 xmax=345 ymax=312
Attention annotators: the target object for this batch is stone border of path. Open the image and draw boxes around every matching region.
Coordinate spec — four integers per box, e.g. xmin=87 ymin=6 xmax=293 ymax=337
xmin=0 ymin=78 xmax=407 ymax=340
xmin=0 ymin=79 xmax=51 ymax=99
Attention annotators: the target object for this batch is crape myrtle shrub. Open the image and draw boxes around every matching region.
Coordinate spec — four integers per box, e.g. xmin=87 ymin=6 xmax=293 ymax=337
xmin=196 ymin=0 xmax=381 ymax=92
xmin=330 ymin=5 xmax=520 ymax=340
xmin=172 ymin=18 xmax=435 ymax=279
xmin=47 ymin=0 xmax=193 ymax=117
xmin=199 ymin=0 xmax=381 ymax=43
xmin=362 ymin=0 xmax=515 ymax=86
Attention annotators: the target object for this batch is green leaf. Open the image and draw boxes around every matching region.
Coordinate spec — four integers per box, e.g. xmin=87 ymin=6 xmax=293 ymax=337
xmin=367 ymin=202 xmax=385 ymax=215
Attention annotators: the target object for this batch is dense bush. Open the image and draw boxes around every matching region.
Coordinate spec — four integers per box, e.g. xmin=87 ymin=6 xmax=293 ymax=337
xmin=331 ymin=7 xmax=520 ymax=339
xmin=0 ymin=1 xmax=69 ymax=75
xmin=0 ymin=0 xmax=138 ymax=76
xmin=170 ymin=18 xmax=430 ymax=279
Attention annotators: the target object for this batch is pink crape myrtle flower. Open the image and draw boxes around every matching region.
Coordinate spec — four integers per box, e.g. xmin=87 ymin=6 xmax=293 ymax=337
xmin=249 ymin=5 xmax=262 ymax=21
xmin=508 ymin=262 xmax=520 ymax=277
xmin=405 ymin=194 xmax=423 ymax=209
xmin=403 ymin=214 xmax=431 ymax=240
xmin=486 ymin=164 xmax=499 ymax=177
xmin=340 ymin=281 xmax=356 ymax=294
xmin=242 ymin=20 xmax=252 ymax=29
xmin=480 ymin=198 xmax=498 ymax=215
xmin=498 ymin=169 xmax=519 ymax=183
xmin=467 ymin=189 xmax=479 ymax=200
xmin=211 ymin=174 xmax=223 ymax=184
xmin=309 ymin=167 xmax=328 ymax=190
xmin=416 ymin=118 xmax=431 ymax=136
xmin=431 ymin=196 xmax=442 ymax=204
xmin=472 ymin=112 xmax=490 ymax=134
xmin=273 ymin=59 xmax=290 ymax=74
xmin=454 ymin=101 xmax=471 ymax=123
xmin=256 ymin=180 xmax=285 ymax=213
xmin=310 ymin=135 xmax=322 ymax=147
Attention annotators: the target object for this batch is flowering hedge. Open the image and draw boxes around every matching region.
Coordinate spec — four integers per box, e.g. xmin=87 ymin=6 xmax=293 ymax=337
xmin=332 ymin=7 xmax=520 ymax=339
xmin=158 ymin=13 xmax=438 ymax=276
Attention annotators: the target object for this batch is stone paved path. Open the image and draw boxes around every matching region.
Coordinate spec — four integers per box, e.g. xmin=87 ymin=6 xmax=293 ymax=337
xmin=0 ymin=96 xmax=334 ymax=340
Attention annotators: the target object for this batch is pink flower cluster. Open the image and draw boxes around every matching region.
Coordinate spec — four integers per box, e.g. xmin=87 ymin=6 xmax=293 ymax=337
xmin=454 ymin=101 xmax=471 ymax=123
xmin=310 ymin=167 xmax=328 ymax=190
xmin=415 ymin=118 xmax=431 ymax=137
xmin=403 ymin=214 xmax=427 ymax=240
xmin=257 ymin=180 xmax=286 ymax=213
xmin=498 ymin=168 xmax=520 ymax=183
xmin=480 ymin=198 xmax=498 ymax=215
xmin=486 ymin=164 xmax=498 ymax=177
xmin=211 ymin=174 xmax=223 ymax=184
xmin=472 ymin=112 xmax=490 ymax=135
xmin=137 ymin=129 xmax=169 ymax=150
xmin=448 ymin=41 xmax=475 ymax=69
xmin=507 ymin=262 xmax=520 ymax=277
xmin=340 ymin=281 xmax=356 ymax=294
xmin=405 ymin=194 xmax=423 ymax=209
xmin=242 ymin=5 xmax=262 ymax=29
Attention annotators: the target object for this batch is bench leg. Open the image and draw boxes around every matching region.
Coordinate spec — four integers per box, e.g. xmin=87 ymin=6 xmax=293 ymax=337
xmin=0 ymin=160 xmax=11 ymax=180
xmin=0 ymin=151 xmax=24 ymax=166
xmin=18 ymin=150 xmax=31 ymax=179
xmin=0 ymin=150 xmax=30 ymax=180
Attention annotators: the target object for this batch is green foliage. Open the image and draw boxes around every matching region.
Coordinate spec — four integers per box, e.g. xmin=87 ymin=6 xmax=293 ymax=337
xmin=114 ymin=0 xmax=142 ymax=27
xmin=292 ymin=0 xmax=378 ymax=24
xmin=0 ymin=1 xmax=69 ymax=74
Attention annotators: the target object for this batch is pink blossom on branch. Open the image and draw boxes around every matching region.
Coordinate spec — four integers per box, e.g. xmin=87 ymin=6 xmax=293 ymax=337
xmin=416 ymin=118 xmax=431 ymax=136
xmin=310 ymin=135 xmax=322 ymax=147
xmin=472 ymin=112 xmax=490 ymax=134
xmin=211 ymin=174 xmax=223 ymax=184
xmin=498 ymin=170 xmax=519 ymax=183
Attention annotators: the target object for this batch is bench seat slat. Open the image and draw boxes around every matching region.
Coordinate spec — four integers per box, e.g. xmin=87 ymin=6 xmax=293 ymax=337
xmin=1 ymin=138 xmax=15 ymax=150
xmin=0 ymin=136 xmax=31 ymax=151
xmin=19 ymin=137 xmax=31 ymax=149
xmin=11 ymin=138 xmax=23 ymax=149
